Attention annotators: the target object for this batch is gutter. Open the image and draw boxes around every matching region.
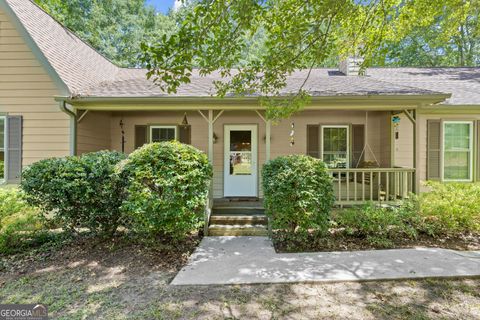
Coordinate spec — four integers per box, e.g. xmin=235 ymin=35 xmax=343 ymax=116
xmin=59 ymin=100 xmax=77 ymax=156
xmin=55 ymin=93 xmax=451 ymax=110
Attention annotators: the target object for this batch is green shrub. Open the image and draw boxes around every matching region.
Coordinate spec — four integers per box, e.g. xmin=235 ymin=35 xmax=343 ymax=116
xmin=0 ymin=188 xmax=31 ymax=223
xmin=419 ymin=182 xmax=480 ymax=235
xmin=262 ymin=155 xmax=334 ymax=233
xmin=21 ymin=151 xmax=127 ymax=236
xmin=334 ymin=200 xmax=420 ymax=247
xmin=119 ymin=142 xmax=212 ymax=240
xmin=0 ymin=188 xmax=45 ymax=254
xmin=0 ymin=160 xmax=4 ymax=179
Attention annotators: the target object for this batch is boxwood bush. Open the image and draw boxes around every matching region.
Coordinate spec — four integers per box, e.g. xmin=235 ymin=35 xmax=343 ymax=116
xmin=21 ymin=151 xmax=127 ymax=236
xmin=119 ymin=141 xmax=212 ymax=240
xmin=262 ymin=155 xmax=335 ymax=233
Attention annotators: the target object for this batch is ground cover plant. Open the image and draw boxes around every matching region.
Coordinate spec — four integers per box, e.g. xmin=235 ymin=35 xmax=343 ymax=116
xmin=0 ymin=187 xmax=49 ymax=254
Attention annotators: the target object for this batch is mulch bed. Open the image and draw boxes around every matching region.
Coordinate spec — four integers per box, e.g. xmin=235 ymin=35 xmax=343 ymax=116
xmin=272 ymin=231 xmax=480 ymax=253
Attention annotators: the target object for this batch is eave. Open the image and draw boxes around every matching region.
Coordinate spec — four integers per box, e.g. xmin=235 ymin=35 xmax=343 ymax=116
xmin=55 ymin=93 xmax=451 ymax=111
xmin=418 ymin=104 xmax=480 ymax=114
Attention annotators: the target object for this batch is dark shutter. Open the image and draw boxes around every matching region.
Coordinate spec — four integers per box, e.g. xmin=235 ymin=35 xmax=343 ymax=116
xmin=178 ymin=125 xmax=191 ymax=144
xmin=306 ymin=125 xmax=320 ymax=158
xmin=134 ymin=125 xmax=147 ymax=149
xmin=427 ymin=119 xmax=442 ymax=180
xmin=6 ymin=116 xmax=22 ymax=183
xmin=351 ymin=124 xmax=365 ymax=168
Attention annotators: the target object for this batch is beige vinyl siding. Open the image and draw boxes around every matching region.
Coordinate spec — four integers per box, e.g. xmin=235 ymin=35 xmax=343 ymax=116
xmin=77 ymin=111 xmax=111 ymax=154
xmin=108 ymin=110 xmax=392 ymax=198
xmin=0 ymin=9 xmax=70 ymax=167
xmin=394 ymin=113 xmax=414 ymax=168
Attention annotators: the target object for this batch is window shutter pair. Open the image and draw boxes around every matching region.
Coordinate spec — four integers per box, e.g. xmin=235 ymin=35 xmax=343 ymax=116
xmin=134 ymin=125 xmax=192 ymax=150
xmin=5 ymin=116 xmax=22 ymax=183
xmin=306 ymin=124 xmax=365 ymax=166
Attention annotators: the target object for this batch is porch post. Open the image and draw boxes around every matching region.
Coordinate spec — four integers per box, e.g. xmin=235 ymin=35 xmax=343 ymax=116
xmin=403 ymin=109 xmax=419 ymax=193
xmin=414 ymin=110 xmax=421 ymax=193
xmin=208 ymin=110 xmax=214 ymax=163
xmin=265 ymin=119 xmax=271 ymax=162
xmin=254 ymin=110 xmax=271 ymax=162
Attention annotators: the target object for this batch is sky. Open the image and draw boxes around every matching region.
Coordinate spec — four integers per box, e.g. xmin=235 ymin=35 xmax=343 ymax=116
xmin=146 ymin=0 xmax=180 ymax=14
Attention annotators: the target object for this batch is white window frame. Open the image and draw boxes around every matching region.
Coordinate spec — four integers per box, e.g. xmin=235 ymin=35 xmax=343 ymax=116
xmin=321 ymin=125 xmax=350 ymax=169
xmin=0 ymin=115 xmax=5 ymax=183
xmin=441 ymin=120 xmax=474 ymax=182
xmin=149 ymin=125 xmax=177 ymax=143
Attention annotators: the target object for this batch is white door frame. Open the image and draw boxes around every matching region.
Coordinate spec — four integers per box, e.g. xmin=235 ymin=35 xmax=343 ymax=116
xmin=224 ymin=124 xmax=258 ymax=197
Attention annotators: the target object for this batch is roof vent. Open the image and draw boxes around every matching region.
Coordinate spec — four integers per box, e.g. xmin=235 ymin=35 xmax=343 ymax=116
xmin=339 ymin=56 xmax=366 ymax=76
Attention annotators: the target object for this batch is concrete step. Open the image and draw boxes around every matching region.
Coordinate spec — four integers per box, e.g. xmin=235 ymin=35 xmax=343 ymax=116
xmin=210 ymin=215 xmax=268 ymax=226
xmin=208 ymin=224 xmax=268 ymax=236
xmin=212 ymin=207 xmax=265 ymax=216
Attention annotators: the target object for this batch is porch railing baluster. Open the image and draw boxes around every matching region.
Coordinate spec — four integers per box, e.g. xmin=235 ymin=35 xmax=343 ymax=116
xmin=329 ymin=168 xmax=415 ymax=206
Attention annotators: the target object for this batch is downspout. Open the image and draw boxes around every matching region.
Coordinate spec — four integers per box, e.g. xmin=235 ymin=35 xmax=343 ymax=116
xmin=59 ymin=100 xmax=77 ymax=156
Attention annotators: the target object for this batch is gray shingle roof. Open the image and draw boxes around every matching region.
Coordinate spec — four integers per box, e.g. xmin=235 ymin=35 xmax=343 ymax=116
xmin=83 ymin=68 xmax=444 ymax=98
xmin=5 ymin=0 xmax=119 ymax=95
xmin=368 ymin=67 xmax=480 ymax=105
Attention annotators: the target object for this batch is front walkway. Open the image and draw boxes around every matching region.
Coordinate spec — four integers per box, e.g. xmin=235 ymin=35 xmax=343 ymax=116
xmin=171 ymin=236 xmax=480 ymax=285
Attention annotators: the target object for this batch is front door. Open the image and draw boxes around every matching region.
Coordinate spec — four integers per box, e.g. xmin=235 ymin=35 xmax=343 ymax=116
xmin=224 ymin=125 xmax=258 ymax=197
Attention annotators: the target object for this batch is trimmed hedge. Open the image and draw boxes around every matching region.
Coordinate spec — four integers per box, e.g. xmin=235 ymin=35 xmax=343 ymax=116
xmin=21 ymin=151 xmax=127 ymax=236
xmin=262 ymin=155 xmax=334 ymax=233
xmin=119 ymin=141 xmax=212 ymax=240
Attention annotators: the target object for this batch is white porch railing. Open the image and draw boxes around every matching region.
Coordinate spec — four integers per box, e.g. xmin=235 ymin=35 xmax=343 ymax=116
xmin=327 ymin=167 xmax=415 ymax=206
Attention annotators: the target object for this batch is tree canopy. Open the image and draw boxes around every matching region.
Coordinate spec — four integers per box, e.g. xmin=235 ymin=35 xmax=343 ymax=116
xmin=34 ymin=0 xmax=177 ymax=67
xmin=140 ymin=0 xmax=479 ymax=119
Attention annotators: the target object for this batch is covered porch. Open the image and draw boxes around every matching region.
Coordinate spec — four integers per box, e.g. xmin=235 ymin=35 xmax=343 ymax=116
xmin=72 ymin=103 xmax=420 ymax=206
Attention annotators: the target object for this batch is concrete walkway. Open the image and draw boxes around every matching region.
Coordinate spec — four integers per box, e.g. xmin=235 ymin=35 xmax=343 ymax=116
xmin=171 ymin=236 xmax=480 ymax=285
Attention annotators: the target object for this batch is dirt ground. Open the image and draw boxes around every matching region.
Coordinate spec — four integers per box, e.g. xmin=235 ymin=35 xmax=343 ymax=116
xmin=1 ymin=236 xmax=479 ymax=320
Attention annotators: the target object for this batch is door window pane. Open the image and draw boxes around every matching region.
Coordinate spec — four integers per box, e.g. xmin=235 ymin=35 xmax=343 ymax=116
xmin=443 ymin=122 xmax=472 ymax=180
xmin=230 ymin=131 xmax=251 ymax=151
xmin=0 ymin=117 xmax=4 ymax=180
xmin=323 ymin=126 xmax=348 ymax=169
xmin=150 ymin=127 xmax=176 ymax=142
xmin=229 ymin=130 xmax=252 ymax=175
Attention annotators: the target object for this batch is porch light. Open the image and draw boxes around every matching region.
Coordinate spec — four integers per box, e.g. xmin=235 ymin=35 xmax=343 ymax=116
xmin=181 ymin=112 xmax=189 ymax=126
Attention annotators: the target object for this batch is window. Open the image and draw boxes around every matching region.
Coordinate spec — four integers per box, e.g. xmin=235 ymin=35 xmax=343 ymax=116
xmin=322 ymin=125 xmax=349 ymax=169
xmin=442 ymin=121 xmax=473 ymax=181
xmin=150 ymin=126 xmax=177 ymax=142
xmin=0 ymin=116 xmax=5 ymax=181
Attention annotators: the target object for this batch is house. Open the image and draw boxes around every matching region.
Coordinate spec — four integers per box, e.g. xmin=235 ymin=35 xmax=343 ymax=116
xmin=1 ymin=0 xmax=480 ymax=209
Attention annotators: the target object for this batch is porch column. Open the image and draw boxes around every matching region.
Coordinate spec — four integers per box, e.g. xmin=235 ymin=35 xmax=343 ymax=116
xmin=208 ymin=110 xmax=214 ymax=163
xmin=198 ymin=109 xmax=224 ymax=164
xmin=403 ymin=109 xmax=419 ymax=193
xmin=266 ymin=119 xmax=271 ymax=162
xmin=255 ymin=110 xmax=271 ymax=162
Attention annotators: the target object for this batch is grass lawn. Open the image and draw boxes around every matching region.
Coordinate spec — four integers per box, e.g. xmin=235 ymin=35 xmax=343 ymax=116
xmin=1 ymin=235 xmax=479 ymax=320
